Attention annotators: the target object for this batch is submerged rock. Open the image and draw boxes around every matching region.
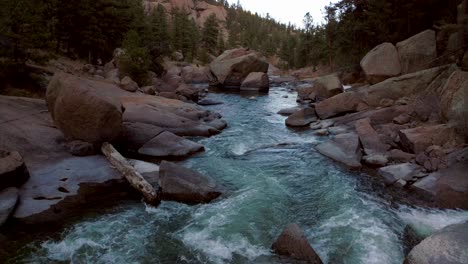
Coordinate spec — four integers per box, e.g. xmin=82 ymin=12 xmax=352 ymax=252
xmin=272 ymin=223 xmax=323 ymax=264
xmin=404 ymin=223 xmax=468 ymax=264
xmin=285 ymin=108 xmax=317 ymax=127
xmin=278 ymin=107 xmax=303 ymax=116
xmin=198 ymin=98 xmax=224 ymax=106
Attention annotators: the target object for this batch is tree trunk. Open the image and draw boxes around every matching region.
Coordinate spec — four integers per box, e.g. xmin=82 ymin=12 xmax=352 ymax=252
xmin=101 ymin=143 xmax=161 ymax=206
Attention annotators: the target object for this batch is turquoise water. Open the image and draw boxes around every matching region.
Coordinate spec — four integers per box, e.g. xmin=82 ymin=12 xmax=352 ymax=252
xmin=11 ymin=87 xmax=468 ymax=263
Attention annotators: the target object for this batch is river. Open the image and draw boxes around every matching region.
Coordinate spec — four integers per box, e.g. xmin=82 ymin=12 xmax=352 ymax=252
xmin=10 ymin=86 xmax=468 ymax=263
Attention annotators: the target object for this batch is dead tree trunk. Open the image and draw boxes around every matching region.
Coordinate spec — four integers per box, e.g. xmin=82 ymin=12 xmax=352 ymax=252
xmin=101 ymin=142 xmax=161 ymax=206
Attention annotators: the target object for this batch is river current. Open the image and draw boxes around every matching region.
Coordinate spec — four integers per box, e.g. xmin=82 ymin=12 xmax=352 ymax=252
xmin=11 ymin=86 xmax=468 ymax=263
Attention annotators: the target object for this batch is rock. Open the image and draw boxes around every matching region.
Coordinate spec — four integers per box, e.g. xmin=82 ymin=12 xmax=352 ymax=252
xmin=278 ymin=107 xmax=303 ymax=116
xmin=327 ymin=126 xmax=349 ymax=135
xmin=395 ymin=179 xmax=407 ymax=188
xmin=198 ymin=98 xmax=223 ymax=106
xmin=64 ymin=140 xmax=95 ymax=157
xmin=46 ymin=72 xmax=123 ymax=144
xmin=315 ymin=129 xmax=329 ymax=136
xmin=285 ymin=108 xmax=318 ymax=127
xmin=172 ymin=51 xmax=184 ymax=61
xmin=153 ymin=78 xmax=176 ymax=93
xmin=380 ymin=98 xmax=395 ymax=108
xmin=360 ymin=65 xmax=448 ymax=107
xmin=393 ymin=113 xmax=411 ymax=125
xmin=297 ymin=74 xmax=342 ymax=101
xmin=439 ymin=70 xmax=468 ymax=137
xmin=209 ymin=48 xmax=269 ymax=87
xmin=120 ymin=76 xmax=139 ymax=92
xmin=0 ymin=150 xmax=30 ymax=190
xmin=272 ymin=223 xmax=323 ymax=264
xmin=363 ymin=154 xmax=389 ymax=167
xmin=105 ymin=68 xmax=120 ymax=84
xmin=360 ymin=42 xmax=402 ymax=84
xmin=159 ymin=92 xmax=179 ymax=100
xmin=176 ymin=83 xmax=200 ymax=102
xmin=387 ymin=149 xmax=415 ymax=163
xmin=397 ymin=30 xmax=437 ymax=74
xmin=415 ymin=146 xmax=448 ymax=172
xmin=138 ymin=131 xmax=204 ymax=158
xmin=355 ymin=118 xmax=390 ymax=155
xmin=0 ymin=187 xmax=19 ymax=226
xmin=434 ymin=160 xmax=468 ymax=209
xmin=282 ymin=95 xmax=289 ymax=98
xmin=378 ymin=163 xmax=421 ymax=185
xmin=162 ymin=67 xmax=183 ymax=88
xmin=240 ymin=72 xmax=269 ymax=92
xmin=316 ymin=133 xmax=362 ymax=169
xmin=158 ymin=161 xmax=223 ymax=204
xmin=181 ymin=65 xmax=209 ymax=83
xmin=140 ymin=86 xmax=156 ymax=95
xmin=399 ymin=124 xmax=462 ymax=154
xmin=315 ymin=92 xmax=366 ymax=119
xmin=404 ymin=223 xmax=468 ymax=264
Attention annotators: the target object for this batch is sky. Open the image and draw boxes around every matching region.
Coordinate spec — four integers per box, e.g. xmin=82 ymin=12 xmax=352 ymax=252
xmin=238 ymin=0 xmax=337 ymax=28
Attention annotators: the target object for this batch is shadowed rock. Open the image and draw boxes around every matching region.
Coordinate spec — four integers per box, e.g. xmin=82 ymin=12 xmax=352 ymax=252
xmin=286 ymin=108 xmax=317 ymax=127
xmin=316 ymin=133 xmax=362 ymax=169
xmin=0 ymin=188 xmax=19 ymax=226
xmin=138 ymin=131 xmax=204 ymax=158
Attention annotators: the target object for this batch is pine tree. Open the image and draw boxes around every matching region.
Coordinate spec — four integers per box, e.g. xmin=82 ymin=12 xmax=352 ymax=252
xmin=202 ymin=14 xmax=219 ymax=54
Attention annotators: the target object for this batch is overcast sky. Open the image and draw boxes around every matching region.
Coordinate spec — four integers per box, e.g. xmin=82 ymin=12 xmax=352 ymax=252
xmin=238 ymin=0 xmax=337 ymax=27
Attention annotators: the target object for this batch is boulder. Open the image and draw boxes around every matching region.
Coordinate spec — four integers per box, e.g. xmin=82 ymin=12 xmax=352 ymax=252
xmin=118 ymin=122 xmax=165 ymax=151
xmin=355 ymin=118 xmax=390 ymax=155
xmin=399 ymin=124 xmax=462 ymax=154
xmin=415 ymin=146 xmax=448 ymax=172
xmin=138 ymin=131 xmax=204 ymax=158
xmin=397 ymin=30 xmax=437 ymax=74
xmin=297 ymin=74 xmax=342 ymax=101
xmin=105 ymin=68 xmax=120 ymax=84
xmin=285 ymin=108 xmax=317 ymax=127
xmin=404 ymin=223 xmax=468 ymax=264
xmin=315 ymin=92 xmax=366 ymax=119
xmin=140 ymin=85 xmax=156 ymax=95
xmin=363 ymin=154 xmax=389 ymax=167
xmin=64 ymin=140 xmax=95 ymax=157
xmin=162 ymin=67 xmax=183 ymax=88
xmin=0 ymin=187 xmax=19 ymax=226
xmin=378 ymin=163 xmax=421 ymax=185
xmin=360 ymin=42 xmax=401 ymax=84
xmin=393 ymin=113 xmax=411 ymax=125
xmin=153 ymin=78 xmax=176 ymax=93
xmin=240 ymin=72 xmax=269 ymax=92
xmin=46 ymin=72 xmax=123 ymax=144
xmin=439 ymin=70 xmax=468 ymax=137
xmin=198 ymin=98 xmax=223 ymax=106
xmin=272 ymin=223 xmax=323 ymax=264
xmin=176 ymin=83 xmax=200 ymax=102
xmin=387 ymin=149 xmax=415 ymax=163
xmin=120 ymin=76 xmax=139 ymax=92
xmin=316 ymin=133 xmax=362 ymax=169
xmin=0 ymin=150 xmax=30 ymax=190
xmin=181 ymin=65 xmax=209 ymax=83
xmin=209 ymin=48 xmax=269 ymax=87
xmin=277 ymin=107 xmax=303 ymax=116
xmin=158 ymin=161 xmax=223 ymax=204
xmin=435 ymin=160 xmax=468 ymax=209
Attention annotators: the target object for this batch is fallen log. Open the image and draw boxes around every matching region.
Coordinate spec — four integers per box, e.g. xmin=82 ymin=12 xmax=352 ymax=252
xmin=101 ymin=142 xmax=161 ymax=206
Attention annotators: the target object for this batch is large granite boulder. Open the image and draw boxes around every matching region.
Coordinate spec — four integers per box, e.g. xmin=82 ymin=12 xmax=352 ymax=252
xmin=138 ymin=131 xmax=204 ymax=158
xmin=360 ymin=42 xmax=401 ymax=84
xmin=397 ymin=30 xmax=437 ymax=74
xmin=181 ymin=65 xmax=209 ymax=83
xmin=240 ymin=72 xmax=269 ymax=92
xmin=355 ymin=118 xmax=390 ymax=155
xmin=378 ymin=163 xmax=421 ymax=185
xmin=158 ymin=161 xmax=223 ymax=204
xmin=0 ymin=150 xmax=30 ymax=190
xmin=285 ymin=108 xmax=317 ymax=127
xmin=46 ymin=72 xmax=123 ymax=144
xmin=404 ymin=223 xmax=468 ymax=264
xmin=120 ymin=76 xmax=139 ymax=92
xmin=439 ymin=70 xmax=468 ymax=137
xmin=315 ymin=92 xmax=367 ymax=119
xmin=0 ymin=187 xmax=19 ymax=226
xmin=315 ymin=133 xmax=362 ymax=169
xmin=297 ymin=74 xmax=342 ymax=101
xmin=272 ymin=223 xmax=323 ymax=264
xmin=209 ymin=48 xmax=269 ymax=88
xmin=399 ymin=124 xmax=462 ymax=154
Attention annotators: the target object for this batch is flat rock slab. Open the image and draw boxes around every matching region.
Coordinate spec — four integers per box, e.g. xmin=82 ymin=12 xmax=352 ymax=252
xmin=158 ymin=161 xmax=223 ymax=204
xmin=286 ymin=108 xmax=317 ymax=127
xmin=378 ymin=163 xmax=421 ymax=185
xmin=272 ymin=223 xmax=323 ymax=264
xmin=0 ymin=187 xmax=19 ymax=226
xmin=316 ymin=133 xmax=362 ymax=169
xmin=355 ymin=118 xmax=390 ymax=155
xmin=405 ymin=223 xmax=468 ymax=264
xmin=138 ymin=131 xmax=204 ymax=158
xmin=399 ymin=124 xmax=462 ymax=154
xmin=278 ymin=107 xmax=303 ymax=116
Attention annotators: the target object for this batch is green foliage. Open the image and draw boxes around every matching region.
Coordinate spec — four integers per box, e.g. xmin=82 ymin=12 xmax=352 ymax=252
xmin=202 ymin=14 xmax=219 ymax=54
xmin=118 ymin=30 xmax=150 ymax=86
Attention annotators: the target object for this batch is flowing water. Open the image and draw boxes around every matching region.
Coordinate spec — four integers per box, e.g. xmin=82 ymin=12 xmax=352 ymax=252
xmin=10 ymin=86 xmax=468 ymax=264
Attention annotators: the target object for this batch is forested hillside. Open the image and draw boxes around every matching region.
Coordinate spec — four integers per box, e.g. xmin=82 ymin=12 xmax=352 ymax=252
xmin=0 ymin=0 xmax=461 ymax=78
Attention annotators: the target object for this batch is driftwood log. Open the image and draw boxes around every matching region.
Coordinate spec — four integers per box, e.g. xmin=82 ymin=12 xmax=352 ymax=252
xmin=101 ymin=142 xmax=161 ymax=206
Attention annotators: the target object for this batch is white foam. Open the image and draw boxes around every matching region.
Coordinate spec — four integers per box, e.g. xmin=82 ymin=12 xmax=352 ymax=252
xmin=231 ymin=143 xmax=249 ymax=156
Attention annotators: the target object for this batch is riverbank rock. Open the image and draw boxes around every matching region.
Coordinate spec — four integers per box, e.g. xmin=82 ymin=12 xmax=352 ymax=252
xmin=159 ymin=161 xmax=223 ymax=204
xmin=440 ymin=70 xmax=468 ymax=137
xmin=278 ymin=107 xmax=303 ymax=116
xmin=315 ymin=92 xmax=366 ymax=119
xmin=240 ymin=72 xmax=269 ymax=92
xmin=399 ymin=124 xmax=462 ymax=154
xmin=397 ymin=30 xmax=437 ymax=74
xmin=355 ymin=118 xmax=390 ymax=155
xmin=0 ymin=150 xmax=30 ymax=190
xmin=0 ymin=188 xmax=19 ymax=226
xmin=297 ymin=74 xmax=342 ymax=101
xmin=360 ymin=42 xmax=401 ymax=84
xmin=138 ymin=131 xmax=204 ymax=158
xmin=46 ymin=72 xmax=123 ymax=144
xmin=181 ymin=65 xmax=209 ymax=83
xmin=378 ymin=163 xmax=421 ymax=185
xmin=64 ymin=140 xmax=95 ymax=157
xmin=404 ymin=223 xmax=468 ymax=264
xmin=285 ymin=108 xmax=317 ymax=127
xmin=198 ymin=98 xmax=224 ymax=106
xmin=272 ymin=223 xmax=323 ymax=264
xmin=209 ymin=48 xmax=269 ymax=88
xmin=120 ymin=76 xmax=139 ymax=92
xmin=316 ymin=133 xmax=362 ymax=169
